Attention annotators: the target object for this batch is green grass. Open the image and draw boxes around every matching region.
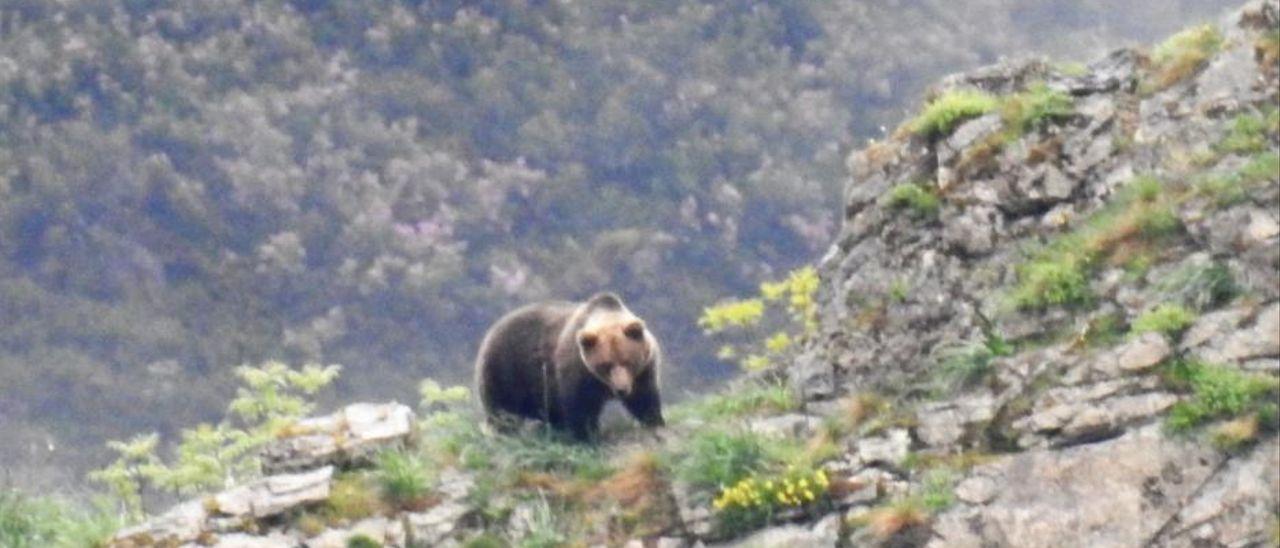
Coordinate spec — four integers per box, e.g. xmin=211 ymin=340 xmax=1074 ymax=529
xmin=1130 ymin=303 xmax=1197 ymax=339
xmin=668 ymin=381 xmax=797 ymax=423
xmin=323 ymin=473 xmax=383 ymax=523
xmin=346 ymin=534 xmax=383 ymax=548
xmin=918 ymin=468 xmax=956 ymax=513
xmin=1001 ymin=84 xmax=1074 ymax=134
xmin=462 ymin=533 xmax=508 ymax=548
xmin=934 ymin=333 xmax=1013 ymax=394
xmin=518 ymin=495 xmax=571 ymax=548
xmin=1155 ymin=261 xmax=1236 ymax=311
xmin=1195 ymin=151 xmax=1280 ymax=206
xmin=908 ymin=90 xmax=998 ymax=137
xmin=1163 ymin=359 xmax=1280 ymax=434
xmin=1082 ymin=312 xmax=1126 ymax=348
xmin=1216 ymin=113 xmax=1269 ymax=154
xmin=1146 ymin=24 xmax=1223 ymax=92
xmin=1010 ymin=175 xmax=1184 ymax=311
xmin=452 ymin=426 xmax=613 ymax=485
xmin=884 ymin=183 xmax=940 ymax=218
xmin=1011 ymin=258 xmax=1091 ymax=310
xmin=670 ymin=430 xmax=772 ymax=493
xmin=375 ymin=450 xmax=433 ymax=508
xmin=0 ymin=490 xmax=121 ymax=548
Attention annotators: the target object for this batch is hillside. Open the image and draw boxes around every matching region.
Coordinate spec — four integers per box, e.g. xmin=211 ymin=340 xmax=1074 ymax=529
xmin=10 ymin=0 xmax=1274 ymax=546
xmin=0 ymin=0 xmax=1239 ymax=491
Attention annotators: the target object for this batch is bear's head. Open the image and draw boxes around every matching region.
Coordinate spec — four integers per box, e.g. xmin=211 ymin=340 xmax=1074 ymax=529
xmin=575 ymin=294 xmax=654 ymax=397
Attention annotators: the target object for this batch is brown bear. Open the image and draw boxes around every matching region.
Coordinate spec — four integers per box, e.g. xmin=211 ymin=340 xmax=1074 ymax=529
xmin=474 ymin=292 xmax=665 ymax=441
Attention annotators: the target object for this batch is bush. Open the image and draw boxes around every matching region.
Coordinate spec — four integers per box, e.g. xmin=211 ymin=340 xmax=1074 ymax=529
xmin=908 ymin=90 xmax=998 ymax=137
xmin=1129 ymin=304 xmax=1196 ymax=339
xmin=89 ymin=361 xmax=341 ymax=517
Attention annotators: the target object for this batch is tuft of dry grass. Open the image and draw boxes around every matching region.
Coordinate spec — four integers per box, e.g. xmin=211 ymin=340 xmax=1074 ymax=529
xmin=591 ymin=452 xmax=680 ymax=542
xmin=1256 ymin=29 xmax=1280 ymax=78
xmin=862 ymin=500 xmax=928 ymax=539
xmin=1210 ymin=415 xmax=1259 ymax=451
xmin=845 ymin=393 xmax=890 ymax=428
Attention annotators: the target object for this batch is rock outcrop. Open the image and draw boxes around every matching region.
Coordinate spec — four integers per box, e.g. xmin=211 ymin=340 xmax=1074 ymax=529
xmin=111 ymin=2 xmax=1279 ymax=546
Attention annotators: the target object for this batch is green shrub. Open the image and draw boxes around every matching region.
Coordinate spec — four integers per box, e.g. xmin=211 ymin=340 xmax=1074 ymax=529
xmin=89 ymin=361 xmax=341 ymax=517
xmin=1164 ymin=359 xmax=1280 ymax=433
xmin=1130 ymin=303 xmax=1197 ymax=339
xmin=375 ymin=450 xmax=434 ymax=508
xmin=909 ymin=90 xmax=998 ymax=137
xmin=1001 ymin=84 xmax=1074 ymax=134
xmin=884 ymin=183 xmax=940 ymax=218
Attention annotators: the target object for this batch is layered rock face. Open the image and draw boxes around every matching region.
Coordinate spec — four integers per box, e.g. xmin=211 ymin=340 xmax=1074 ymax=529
xmin=800 ymin=0 xmax=1280 ymax=545
xmin=110 ymin=1 xmax=1278 ymax=546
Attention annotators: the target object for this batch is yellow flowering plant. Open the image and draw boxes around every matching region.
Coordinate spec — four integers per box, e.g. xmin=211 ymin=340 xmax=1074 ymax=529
xmin=698 ymin=266 xmax=820 ymax=372
xmin=712 ymin=467 xmax=832 ymax=534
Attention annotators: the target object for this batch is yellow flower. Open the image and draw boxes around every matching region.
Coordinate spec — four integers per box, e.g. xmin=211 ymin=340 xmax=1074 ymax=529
xmin=816 ymin=470 xmax=830 ymax=488
xmin=804 ymin=490 xmax=815 ymax=501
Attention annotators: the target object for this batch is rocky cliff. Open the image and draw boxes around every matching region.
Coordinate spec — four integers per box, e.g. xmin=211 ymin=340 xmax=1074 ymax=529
xmin=109 ymin=2 xmax=1279 ymax=547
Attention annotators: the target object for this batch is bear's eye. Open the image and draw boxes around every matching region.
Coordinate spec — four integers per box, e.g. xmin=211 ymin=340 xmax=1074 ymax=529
xmin=624 ymin=322 xmax=644 ymax=340
xmin=579 ymin=333 xmax=598 ymax=350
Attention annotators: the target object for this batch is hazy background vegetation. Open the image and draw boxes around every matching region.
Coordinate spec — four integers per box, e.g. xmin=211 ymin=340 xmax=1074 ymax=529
xmin=0 ymin=0 xmax=1233 ymax=490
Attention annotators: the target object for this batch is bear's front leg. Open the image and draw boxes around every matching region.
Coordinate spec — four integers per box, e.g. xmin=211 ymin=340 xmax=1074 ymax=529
xmin=621 ymin=369 xmax=665 ymax=428
xmin=561 ymin=391 xmax=607 ymax=442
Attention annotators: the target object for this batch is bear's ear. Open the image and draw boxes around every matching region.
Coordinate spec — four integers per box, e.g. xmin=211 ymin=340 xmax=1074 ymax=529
xmin=579 ymin=332 xmax=599 ymax=350
xmin=623 ymin=321 xmax=645 ymax=341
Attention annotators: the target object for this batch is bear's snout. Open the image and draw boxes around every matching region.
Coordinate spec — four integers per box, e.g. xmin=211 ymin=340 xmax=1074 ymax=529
xmin=608 ymin=366 xmax=633 ymax=396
